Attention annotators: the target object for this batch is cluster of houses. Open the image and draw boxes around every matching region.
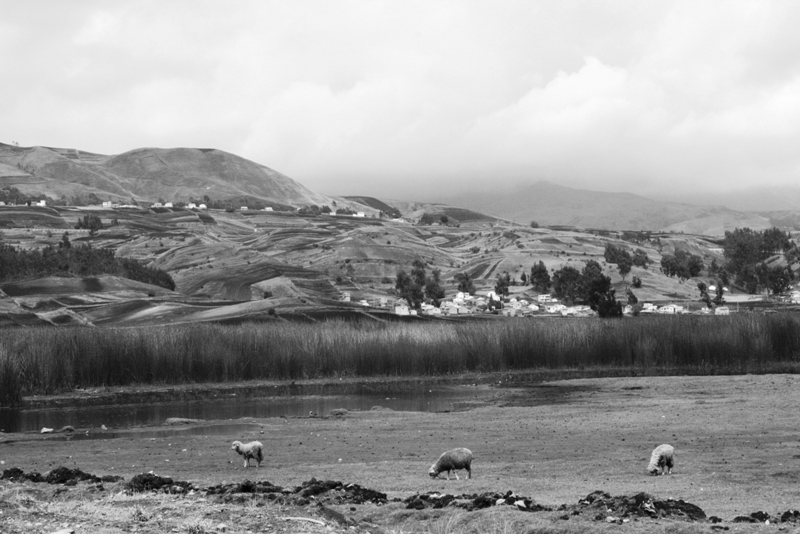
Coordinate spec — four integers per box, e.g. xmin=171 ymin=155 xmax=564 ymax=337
xmin=338 ymin=290 xmax=739 ymax=318
xmin=0 ymin=200 xmax=47 ymax=206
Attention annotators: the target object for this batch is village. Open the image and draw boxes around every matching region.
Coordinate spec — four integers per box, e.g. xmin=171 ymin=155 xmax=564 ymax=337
xmin=338 ymin=290 xmax=760 ymax=318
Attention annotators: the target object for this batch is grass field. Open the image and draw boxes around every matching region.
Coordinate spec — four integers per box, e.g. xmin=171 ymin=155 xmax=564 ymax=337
xmin=2 ymin=313 xmax=800 ymax=406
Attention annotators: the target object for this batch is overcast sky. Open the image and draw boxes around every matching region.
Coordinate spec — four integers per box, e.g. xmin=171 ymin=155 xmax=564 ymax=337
xmin=3 ymin=1 xmax=800 ymax=200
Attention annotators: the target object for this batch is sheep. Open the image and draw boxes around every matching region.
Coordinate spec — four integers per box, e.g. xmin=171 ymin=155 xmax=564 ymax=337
xmin=231 ymin=440 xmax=264 ymax=468
xmin=647 ymin=444 xmax=674 ymax=475
xmin=428 ymin=448 xmax=473 ymax=480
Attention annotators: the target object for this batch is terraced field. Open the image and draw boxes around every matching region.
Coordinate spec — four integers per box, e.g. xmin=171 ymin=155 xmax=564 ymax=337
xmin=0 ymin=205 xmax=731 ymax=326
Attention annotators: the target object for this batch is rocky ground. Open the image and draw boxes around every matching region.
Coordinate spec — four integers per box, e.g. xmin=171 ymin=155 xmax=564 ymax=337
xmin=2 ymin=374 xmax=800 ymax=533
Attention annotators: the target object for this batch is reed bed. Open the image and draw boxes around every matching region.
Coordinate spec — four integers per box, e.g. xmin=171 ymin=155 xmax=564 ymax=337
xmin=2 ymin=313 xmax=800 ymax=406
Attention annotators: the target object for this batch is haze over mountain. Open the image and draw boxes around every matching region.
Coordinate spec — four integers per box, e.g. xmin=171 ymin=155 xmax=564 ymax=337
xmin=3 ymin=142 xmax=800 ymax=236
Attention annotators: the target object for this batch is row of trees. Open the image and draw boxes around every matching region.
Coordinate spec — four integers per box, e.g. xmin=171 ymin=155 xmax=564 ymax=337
xmin=660 ymin=249 xmax=704 ymax=280
xmin=722 ymin=227 xmax=797 ymax=294
xmin=395 ymin=260 xmax=445 ymax=308
xmin=551 ymin=260 xmax=623 ymax=317
xmin=0 ymin=234 xmax=175 ymax=290
xmin=604 ymin=243 xmax=650 ymax=281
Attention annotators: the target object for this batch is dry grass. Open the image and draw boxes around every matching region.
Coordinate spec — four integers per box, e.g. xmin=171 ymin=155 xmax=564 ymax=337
xmin=3 ymin=313 xmax=800 ymax=405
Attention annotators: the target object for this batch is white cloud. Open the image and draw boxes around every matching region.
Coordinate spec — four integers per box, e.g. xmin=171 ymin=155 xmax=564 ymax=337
xmin=2 ymin=1 xmax=800 ymax=198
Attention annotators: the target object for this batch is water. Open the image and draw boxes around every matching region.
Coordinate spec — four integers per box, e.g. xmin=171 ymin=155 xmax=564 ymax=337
xmin=0 ymin=385 xmax=497 ymax=436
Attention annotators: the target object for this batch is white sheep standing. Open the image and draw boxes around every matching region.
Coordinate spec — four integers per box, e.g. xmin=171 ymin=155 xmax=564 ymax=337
xmin=647 ymin=444 xmax=674 ymax=475
xmin=428 ymin=447 xmax=473 ymax=480
xmin=231 ymin=440 xmax=264 ymax=468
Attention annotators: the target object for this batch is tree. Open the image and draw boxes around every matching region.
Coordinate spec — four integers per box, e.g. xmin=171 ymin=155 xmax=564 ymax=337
xmin=76 ymin=214 xmax=103 ymax=235
xmin=757 ymin=263 xmax=793 ymax=295
xmin=530 ymin=261 xmax=551 ymax=292
xmin=551 ymin=265 xmax=582 ymax=304
xmin=411 ymin=259 xmax=427 ymax=288
xmin=530 ymin=221 xmax=540 ymax=228
xmin=494 ymin=271 xmax=511 ymax=297
xmin=632 ymin=249 xmax=650 ymax=269
xmin=631 ymin=274 xmax=642 ymax=288
xmin=581 ymin=260 xmax=612 ymax=311
xmin=440 ymin=215 xmax=449 ymax=225
xmin=395 ymin=269 xmax=423 ymax=308
xmin=424 ymin=268 xmax=446 ymax=305
xmin=59 ymin=232 xmax=71 ymax=250
xmin=454 ymin=272 xmax=476 ymax=294
xmin=596 ymin=288 xmax=623 ymax=318
xmin=520 ymin=272 xmax=527 ymax=286
xmin=617 ymin=255 xmax=632 ymax=282
xmin=626 ymin=287 xmax=638 ymax=305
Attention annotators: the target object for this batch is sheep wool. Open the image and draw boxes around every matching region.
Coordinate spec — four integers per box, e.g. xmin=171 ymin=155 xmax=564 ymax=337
xmin=428 ymin=447 xmax=473 ymax=480
xmin=647 ymin=444 xmax=674 ymax=475
xmin=231 ymin=440 xmax=264 ymax=468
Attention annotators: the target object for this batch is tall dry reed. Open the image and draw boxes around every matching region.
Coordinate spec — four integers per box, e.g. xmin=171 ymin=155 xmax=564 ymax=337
xmin=1 ymin=313 xmax=799 ymax=406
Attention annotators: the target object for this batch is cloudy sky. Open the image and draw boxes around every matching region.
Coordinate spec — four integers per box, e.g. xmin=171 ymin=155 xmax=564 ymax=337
xmin=3 ymin=1 xmax=800 ymax=200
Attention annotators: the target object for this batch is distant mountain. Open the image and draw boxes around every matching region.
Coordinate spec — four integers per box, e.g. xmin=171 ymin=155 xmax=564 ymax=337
xmin=0 ymin=143 xmax=333 ymax=208
xmin=661 ymin=185 xmax=800 ymax=212
xmin=441 ymin=181 xmax=779 ymax=235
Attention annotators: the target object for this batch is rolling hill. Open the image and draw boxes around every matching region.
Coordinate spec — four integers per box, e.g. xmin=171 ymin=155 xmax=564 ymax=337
xmin=442 ymin=181 xmax=786 ymax=235
xmin=0 ymin=143 xmax=341 ymax=210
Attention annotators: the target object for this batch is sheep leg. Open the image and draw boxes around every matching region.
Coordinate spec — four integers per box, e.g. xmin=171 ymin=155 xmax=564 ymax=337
xmin=455 ymin=471 xmax=460 ymax=480
xmin=445 ymin=471 xmax=451 ymax=480
xmin=467 ymin=467 xmax=471 ymax=479
xmin=244 ymin=458 xmax=249 ymax=468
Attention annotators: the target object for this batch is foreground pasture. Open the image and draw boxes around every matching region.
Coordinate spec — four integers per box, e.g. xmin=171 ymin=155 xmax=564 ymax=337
xmin=1 ymin=373 xmax=799 ymax=533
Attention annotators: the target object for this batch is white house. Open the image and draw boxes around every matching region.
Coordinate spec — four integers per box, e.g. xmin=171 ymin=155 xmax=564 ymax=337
xmin=339 ymin=292 xmax=351 ymax=302
xmin=187 ymin=203 xmax=197 ymax=209
xmin=37 ymin=200 xmax=46 ymax=207
xmin=151 ymin=202 xmax=163 ymax=208
xmin=394 ymin=302 xmax=410 ymax=316
xmin=537 ymin=294 xmax=553 ymax=303
xmin=198 ymin=204 xmax=207 ymax=210
xmin=262 ymin=207 xmax=273 ymax=211
xmin=714 ymin=306 xmax=731 ymax=315
xmin=241 ymin=206 xmax=249 ymax=210
xmin=354 ymin=212 xmax=366 ymax=218
xmin=527 ymin=303 xmax=540 ymax=311
xmin=164 ymin=202 xmax=173 ymax=208
xmin=545 ymin=303 xmax=567 ymax=314
xmin=102 ymin=201 xmax=113 ymax=208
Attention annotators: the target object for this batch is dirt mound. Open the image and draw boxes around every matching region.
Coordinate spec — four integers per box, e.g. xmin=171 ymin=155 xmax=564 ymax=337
xmin=730 ymin=510 xmax=800 ymax=524
xmin=404 ymin=490 xmax=551 ymax=513
xmin=205 ymin=479 xmax=285 ymax=497
xmin=1 ymin=466 xmax=122 ymax=485
xmin=565 ymin=490 xmax=706 ymax=522
xmin=126 ymin=472 xmax=196 ymax=494
xmin=206 ymin=478 xmax=388 ymax=506
xmin=1 ymin=467 xmax=44 ymax=483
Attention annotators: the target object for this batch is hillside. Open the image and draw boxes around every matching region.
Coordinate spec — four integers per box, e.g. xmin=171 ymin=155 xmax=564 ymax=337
xmin=0 ymin=143 xmax=346 ymax=210
xmin=0 ymin=204 xmax=749 ymax=326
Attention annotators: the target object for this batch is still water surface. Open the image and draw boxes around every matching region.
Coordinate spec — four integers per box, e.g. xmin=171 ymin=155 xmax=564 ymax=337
xmin=0 ymin=386 xmax=496 ymax=435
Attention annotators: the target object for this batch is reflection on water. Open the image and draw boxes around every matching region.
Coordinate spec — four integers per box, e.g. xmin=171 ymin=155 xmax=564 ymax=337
xmin=0 ymin=386 xmax=495 ymax=435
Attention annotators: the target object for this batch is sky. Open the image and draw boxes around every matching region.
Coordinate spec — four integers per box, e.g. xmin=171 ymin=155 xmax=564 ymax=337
xmin=3 ymin=1 xmax=800 ymax=200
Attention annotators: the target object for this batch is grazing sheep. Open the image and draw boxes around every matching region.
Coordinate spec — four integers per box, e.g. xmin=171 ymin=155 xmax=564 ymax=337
xmin=231 ymin=440 xmax=264 ymax=468
xmin=428 ymin=448 xmax=473 ymax=480
xmin=647 ymin=444 xmax=674 ymax=475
